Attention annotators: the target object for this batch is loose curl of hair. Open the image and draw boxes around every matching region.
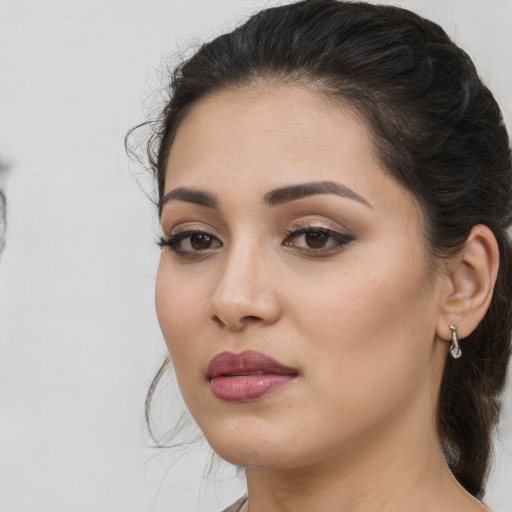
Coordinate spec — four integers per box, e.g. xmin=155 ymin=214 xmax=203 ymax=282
xmin=133 ymin=0 xmax=512 ymax=499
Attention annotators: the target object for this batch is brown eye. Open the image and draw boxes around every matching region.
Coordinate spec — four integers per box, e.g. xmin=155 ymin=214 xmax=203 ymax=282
xmin=304 ymin=231 xmax=329 ymax=248
xmin=158 ymin=229 xmax=222 ymax=255
xmin=190 ymin=232 xmax=214 ymax=250
xmin=283 ymin=226 xmax=354 ymax=255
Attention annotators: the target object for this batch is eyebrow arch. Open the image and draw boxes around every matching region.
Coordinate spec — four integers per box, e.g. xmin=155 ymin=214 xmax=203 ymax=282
xmin=263 ymin=181 xmax=372 ymax=208
xmin=160 ymin=187 xmax=219 ymax=210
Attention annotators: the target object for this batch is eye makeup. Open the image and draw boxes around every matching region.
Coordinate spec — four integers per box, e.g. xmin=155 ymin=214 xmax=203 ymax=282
xmin=158 ymin=229 xmax=222 ymax=256
xmin=283 ymin=220 xmax=354 ymax=256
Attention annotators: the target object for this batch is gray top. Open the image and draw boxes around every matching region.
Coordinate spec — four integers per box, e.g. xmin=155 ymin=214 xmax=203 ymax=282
xmin=221 ymin=496 xmax=247 ymax=512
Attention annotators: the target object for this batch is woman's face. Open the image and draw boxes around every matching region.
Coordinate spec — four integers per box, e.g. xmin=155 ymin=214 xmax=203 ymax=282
xmin=156 ymin=85 xmax=448 ymax=470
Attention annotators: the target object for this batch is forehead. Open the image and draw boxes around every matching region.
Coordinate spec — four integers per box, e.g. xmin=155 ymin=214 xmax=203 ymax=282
xmin=165 ymin=85 xmax=419 ymax=215
xmin=167 ymin=85 xmax=376 ymax=184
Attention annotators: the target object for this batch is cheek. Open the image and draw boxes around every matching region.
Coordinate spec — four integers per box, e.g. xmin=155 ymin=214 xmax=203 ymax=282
xmin=292 ymin=267 xmax=402 ymax=339
xmin=155 ymin=263 xmax=214 ymax=417
xmin=279 ymin=271 xmax=438 ymax=456
xmin=292 ymin=253 xmax=438 ymax=390
xmin=155 ymin=260 xmax=207 ymax=366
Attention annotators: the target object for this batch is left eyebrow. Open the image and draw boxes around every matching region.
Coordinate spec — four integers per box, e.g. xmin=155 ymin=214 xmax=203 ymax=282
xmin=263 ymin=181 xmax=373 ymax=208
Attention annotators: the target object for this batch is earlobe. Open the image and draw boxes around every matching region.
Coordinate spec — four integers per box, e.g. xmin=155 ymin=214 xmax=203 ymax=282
xmin=436 ymin=225 xmax=499 ymax=342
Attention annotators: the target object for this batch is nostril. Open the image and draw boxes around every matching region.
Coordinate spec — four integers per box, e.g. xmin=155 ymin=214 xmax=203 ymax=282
xmin=241 ymin=315 xmax=262 ymax=323
xmin=211 ymin=315 xmax=225 ymax=328
xmin=210 ymin=313 xmax=263 ymax=329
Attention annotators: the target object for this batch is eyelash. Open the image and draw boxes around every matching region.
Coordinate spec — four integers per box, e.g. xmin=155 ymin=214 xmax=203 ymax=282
xmin=157 ymin=225 xmax=354 ymax=257
xmin=157 ymin=230 xmax=222 ymax=257
xmin=283 ymin=225 xmax=353 ymax=255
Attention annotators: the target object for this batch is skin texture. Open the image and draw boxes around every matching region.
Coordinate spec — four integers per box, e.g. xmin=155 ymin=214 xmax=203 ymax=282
xmin=156 ymin=85 xmax=496 ymax=512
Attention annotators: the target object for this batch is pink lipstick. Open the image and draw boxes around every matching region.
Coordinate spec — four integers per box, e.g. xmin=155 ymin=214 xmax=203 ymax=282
xmin=207 ymin=351 xmax=298 ymax=402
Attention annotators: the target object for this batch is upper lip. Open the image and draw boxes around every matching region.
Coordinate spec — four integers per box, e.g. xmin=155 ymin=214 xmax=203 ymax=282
xmin=207 ymin=350 xmax=298 ymax=379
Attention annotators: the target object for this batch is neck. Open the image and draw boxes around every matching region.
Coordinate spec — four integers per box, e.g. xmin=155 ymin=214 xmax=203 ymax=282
xmin=243 ymin=416 xmax=486 ymax=512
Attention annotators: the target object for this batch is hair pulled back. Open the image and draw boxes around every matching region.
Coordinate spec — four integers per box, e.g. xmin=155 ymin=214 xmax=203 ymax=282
xmin=140 ymin=0 xmax=512 ymax=498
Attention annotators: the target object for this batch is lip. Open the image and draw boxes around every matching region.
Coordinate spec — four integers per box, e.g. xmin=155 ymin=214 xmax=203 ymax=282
xmin=207 ymin=350 xmax=298 ymax=402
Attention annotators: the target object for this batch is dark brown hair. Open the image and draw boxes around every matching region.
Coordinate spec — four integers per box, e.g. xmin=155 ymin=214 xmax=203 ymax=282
xmin=134 ymin=0 xmax=512 ymax=498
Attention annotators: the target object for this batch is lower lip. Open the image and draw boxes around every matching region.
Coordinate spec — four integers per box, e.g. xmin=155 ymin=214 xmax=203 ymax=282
xmin=210 ymin=374 xmax=296 ymax=402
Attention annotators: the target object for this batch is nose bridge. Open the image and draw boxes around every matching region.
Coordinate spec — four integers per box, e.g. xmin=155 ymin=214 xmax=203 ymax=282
xmin=208 ymin=234 xmax=280 ymax=328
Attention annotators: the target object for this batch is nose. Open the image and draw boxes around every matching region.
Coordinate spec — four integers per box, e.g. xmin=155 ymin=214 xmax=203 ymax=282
xmin=207 ymin=243 xmax=281 ymax=330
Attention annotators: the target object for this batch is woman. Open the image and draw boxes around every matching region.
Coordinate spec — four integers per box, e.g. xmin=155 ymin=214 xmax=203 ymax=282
xmin=139 ymin=1 xmax=512 ymax=510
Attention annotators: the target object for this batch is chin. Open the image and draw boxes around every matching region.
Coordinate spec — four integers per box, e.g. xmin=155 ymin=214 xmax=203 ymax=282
xmin=212 ymin=443 xmax=298 ymax=470
xmin=199 ymin=417 xmax=301 ymax=469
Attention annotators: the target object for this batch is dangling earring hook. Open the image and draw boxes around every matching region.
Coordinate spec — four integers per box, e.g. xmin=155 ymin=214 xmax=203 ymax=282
xmin=449 ymin=324 xmax=462 ymax=359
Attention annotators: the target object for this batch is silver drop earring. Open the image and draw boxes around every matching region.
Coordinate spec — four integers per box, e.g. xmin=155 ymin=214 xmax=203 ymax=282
xmin=449 ymin=324 xmax=462 ymax=359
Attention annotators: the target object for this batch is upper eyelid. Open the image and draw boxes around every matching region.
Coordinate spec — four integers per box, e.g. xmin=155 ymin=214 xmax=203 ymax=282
xmin=162 ymin=216 xmax=354 ymax=236
xmin=165 ymin=222 xmax=220 ymax=236
xmin=286 ymin=219 xmax=355 ymax=236
xmin=166 ymin=224 xmax=345 ymax=238
xmin=288 ymin=224 xmax=342 ymax=232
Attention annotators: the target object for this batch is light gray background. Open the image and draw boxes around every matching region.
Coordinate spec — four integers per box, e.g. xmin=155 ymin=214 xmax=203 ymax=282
xmin=0 ymin=1 xmax=511 ymax=511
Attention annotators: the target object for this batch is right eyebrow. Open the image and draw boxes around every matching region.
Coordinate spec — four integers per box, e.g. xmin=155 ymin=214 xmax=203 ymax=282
xmin=263 ymin=180 xmax=372 ymax=208
xmin=160 ymin=187 xmax=219 ymax=212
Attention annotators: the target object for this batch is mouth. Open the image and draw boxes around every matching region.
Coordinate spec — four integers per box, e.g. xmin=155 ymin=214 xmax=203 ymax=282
xmin=207 ymin=351 xmax=299 ymax=402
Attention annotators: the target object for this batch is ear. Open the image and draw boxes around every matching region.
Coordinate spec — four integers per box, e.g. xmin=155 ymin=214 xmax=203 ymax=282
xmin=436 ymin=225 xmax=499 ymax=341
